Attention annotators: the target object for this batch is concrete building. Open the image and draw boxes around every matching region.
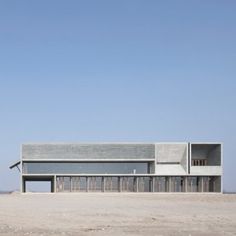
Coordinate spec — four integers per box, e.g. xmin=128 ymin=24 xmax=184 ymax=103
xmin=10 ymin=142 xmax=223 ymax=193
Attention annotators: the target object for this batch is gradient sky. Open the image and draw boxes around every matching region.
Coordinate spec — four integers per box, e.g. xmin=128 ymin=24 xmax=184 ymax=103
xmin=0 ymin=1 xmax=235 ymax=192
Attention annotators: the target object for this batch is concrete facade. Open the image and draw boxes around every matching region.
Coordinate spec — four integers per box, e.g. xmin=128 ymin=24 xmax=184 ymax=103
xmin=11 ymin=142 xmax=223 ymax=193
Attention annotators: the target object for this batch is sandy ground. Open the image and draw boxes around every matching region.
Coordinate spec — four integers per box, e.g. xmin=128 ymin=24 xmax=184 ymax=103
xmin=0 ymin=193 xmax=235 ymax=236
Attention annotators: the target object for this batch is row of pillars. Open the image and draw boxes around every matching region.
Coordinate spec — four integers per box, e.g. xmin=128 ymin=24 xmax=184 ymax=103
xmin=21 ymin=176 xmax=219 ymax=193
xmin=55 ymin=176 xmax=218 ymax=193
xmin=192 ymin=159 xmax=207 ymax=166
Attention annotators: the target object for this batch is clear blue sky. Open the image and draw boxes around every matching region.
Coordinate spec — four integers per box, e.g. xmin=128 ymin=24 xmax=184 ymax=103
xmin=0 ymin=1 xmax=235 ymax=192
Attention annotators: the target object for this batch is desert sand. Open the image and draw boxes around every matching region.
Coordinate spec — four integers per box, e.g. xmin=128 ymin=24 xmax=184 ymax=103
xmin=0 ymin=193 xmax=235 ymax=236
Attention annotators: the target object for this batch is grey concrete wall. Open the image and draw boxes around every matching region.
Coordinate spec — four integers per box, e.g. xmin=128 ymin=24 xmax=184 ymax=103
xmin=180 ymin=147 xmax=187 ymax=172
xmin=155 ymin=144 xmax=187 ymax=163
xmin=155 ymin=143 xmax=188 ymax=175
xmin=190 ymin=166 xmax=222 ymax=175
xmin=155 ymin=164 xmax=187 ymax=175
xmin=23 ymin=162 xmax=149 ymax=174
xmin=22 ymin=144 xmax=155 ymax=160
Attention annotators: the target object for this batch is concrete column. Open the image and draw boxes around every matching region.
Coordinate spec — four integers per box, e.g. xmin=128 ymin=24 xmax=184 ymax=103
xmin=110 ymin=177 xmax=113 ymax=191
xmin=134 ymin=177 xmax=139 ymax=192
xmin=151 ymin=177 xmax=155 ymax=192
xmin=22 ymin=178 xmax=26 ymax=193
xmin=190 ymin=179 xmax=193 ymax=192
xmin=157 ymin=178 xmax=161 ymax=192
xmin=62 ymin=177 xmax=64 ymax=191
xmin=165 ymin=177 xmax=168 ymax=192
xmin=70 ymin=177 xmax=72 ymax=192
xmin=169 ymin=177 xmax=173 ymax=192
xmin=118 ymin=177 xmax=120 ymax=192
xmin=77 ymin=177 xmax=80 ymax=191
xmin=54 ymin=175 xmax=57 ymax=193
xmin=86 ymin=177 xmax=89 ymax=192
xmin=102 ymin=177 xmax=105 ymax=192
xmin=125 ymin=178 xmax=128 ymax=191
xmin=148 ymin=178 xmax=152 ymax=192
xmin=181 ymin=178 xmax=184 ymax=192
xmin=184 ymin=177 xmax=188 ymax=192
xmin=51 ymin=179 xmax=54 ymax=193
xmin=196 ymin=177 xmax=199 ymax=192
xmin=213 ymin=179 xmax=216 ymax=192
xmin=206 ymin=177 xmax=209 ymax=192
xmin=118 ymin=177 xmax=122 ymax=192
xmin=166 ymin=177 xmax=169 ymax=192
xmin=201 ymin=177 xmax=204 ymax=192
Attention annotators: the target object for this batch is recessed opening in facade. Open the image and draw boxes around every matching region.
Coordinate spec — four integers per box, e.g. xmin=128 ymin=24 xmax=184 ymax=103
xmin=22 ymin=176 xmax=54 ymax=193
xmin=25 ymin=181 xmax=52 ymax=193
xmin=54 ymin=176 xmax=221 ymax=193
xmin=191 ymin=144 xmax=221 ymax=166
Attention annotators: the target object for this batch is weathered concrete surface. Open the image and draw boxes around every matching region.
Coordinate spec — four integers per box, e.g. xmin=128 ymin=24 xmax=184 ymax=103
xmin=190 ymin=166 xmax=222 ymax=175
xmin=155 ymin=164 xmax=187 ymax=175
xmin=0 ymin=193 xmax=235 ymax=236
xmin=22 ymin=144 xmax=155 ymax=160
xmin=155 ymin=143 xmax=188 ymax=175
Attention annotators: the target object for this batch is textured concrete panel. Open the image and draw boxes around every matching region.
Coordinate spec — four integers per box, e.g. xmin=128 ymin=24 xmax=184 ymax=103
xmin=156 ymin=144 xmax=187 ymax=163
xmin=155 ymin=143 xmax=188 ymax=174
xmin=22 ymin=144 xmax=155 ymax=160
xmin=23 ymin=162 xmax=149 ymax=174
xmin=155 ymin=165 xmax=187 ymax=175
xmin=190 ymin=166 xmax=222 ymax=175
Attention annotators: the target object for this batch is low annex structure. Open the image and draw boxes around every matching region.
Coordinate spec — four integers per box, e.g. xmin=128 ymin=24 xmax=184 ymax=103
xmin=10 ymin=142 xmax=223 ymax=193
